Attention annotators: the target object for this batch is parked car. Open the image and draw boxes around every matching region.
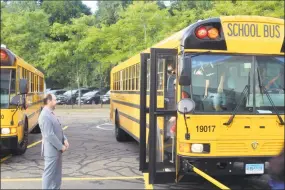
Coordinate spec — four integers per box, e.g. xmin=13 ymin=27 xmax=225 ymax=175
xmin=56 ymin=90 xmax=75 ymax=105
xmin=61 ymin=88 xmax=91 ymax=105
xmin=75 ymin=91 xmax=101 ymax=104
xmin=49 ymin=89 xmax=66 ymax=97
xmin=100 ymin=90 xmax=110 ymax=104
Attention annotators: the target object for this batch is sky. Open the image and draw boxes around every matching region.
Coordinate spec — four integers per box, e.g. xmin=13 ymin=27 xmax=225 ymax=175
xmin=82 ymin=1 xmax=171 ymax=13
xmin=82 ymin=1 xmax=98 ymax=13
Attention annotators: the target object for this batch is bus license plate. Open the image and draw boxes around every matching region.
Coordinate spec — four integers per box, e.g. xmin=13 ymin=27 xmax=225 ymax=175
xmin=245 ymin=164 xmax=264 ymax=174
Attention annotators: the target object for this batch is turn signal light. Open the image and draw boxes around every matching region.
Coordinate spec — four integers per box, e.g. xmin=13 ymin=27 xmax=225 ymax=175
xmin=195 ymin=26 xmax=219 ymax=39
xmin=208 ymin=28 xmax=219 ymax=39
xmin=11 ymin=128 xmax=17 ymax=134
xmin=179 ymin=143 xmax=191 ymax=153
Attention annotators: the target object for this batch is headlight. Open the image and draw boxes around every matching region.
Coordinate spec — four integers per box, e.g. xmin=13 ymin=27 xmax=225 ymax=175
xmin=1 ymin=128 xmax=10 ymax=134
xmin=191 ymin=144 xmax=204 ymax=153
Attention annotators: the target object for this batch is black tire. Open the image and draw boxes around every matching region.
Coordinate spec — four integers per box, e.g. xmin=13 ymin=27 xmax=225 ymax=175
xmin=12 ymin=120 xmax=28 ymax=155
xmin=115 ymin=111 xmax=128 ymax=142
xmin=31 ymin=124 xmax=41 ymax=134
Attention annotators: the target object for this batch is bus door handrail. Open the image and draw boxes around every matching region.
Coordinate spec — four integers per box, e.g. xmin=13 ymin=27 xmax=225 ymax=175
xmin=186 ymin=161 xmax=231 ymax=190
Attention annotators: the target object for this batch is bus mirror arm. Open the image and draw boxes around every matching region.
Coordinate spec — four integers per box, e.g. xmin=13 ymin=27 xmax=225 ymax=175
xmin=10 ymin=95 xmax=21 ymax=126
xmin=183 ymin=111 xmax=190 ymax=140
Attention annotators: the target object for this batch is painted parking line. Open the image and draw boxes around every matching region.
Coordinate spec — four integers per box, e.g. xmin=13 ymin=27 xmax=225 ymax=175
xmin=0 ymin=155 xmax=12 ymax=163
xmin=1 ymin=126 xmax=69 ymax=163
xmin=1 ymin=176 xmax=144 ymax=182
xmin=143 ymin=173 xmax=154 ymax=189
xmin=96 ymin=123 xmax=114 ymax=131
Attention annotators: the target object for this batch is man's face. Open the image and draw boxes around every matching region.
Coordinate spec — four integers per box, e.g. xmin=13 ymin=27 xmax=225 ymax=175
xmin=48 ymin=94 xmax=57 ymax=110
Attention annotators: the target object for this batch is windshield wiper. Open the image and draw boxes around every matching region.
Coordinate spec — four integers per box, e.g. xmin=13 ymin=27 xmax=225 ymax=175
xmin=257 ymin=67 xmax=284 ymax=125
xmin=224 ymin=72 xmax=251 ymax=126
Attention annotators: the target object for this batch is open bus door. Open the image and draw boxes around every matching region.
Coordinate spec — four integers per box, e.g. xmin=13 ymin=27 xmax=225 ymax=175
xmin=139 ymin=48 xmax=178 ymax=184
xmin=139 ymin=52 xmax=150 ymax=172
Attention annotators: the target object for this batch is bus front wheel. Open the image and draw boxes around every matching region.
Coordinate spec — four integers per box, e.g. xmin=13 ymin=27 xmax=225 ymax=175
xmin=31 ymin=123 xmax=41 ymax=134
xmin=115 ymin=112 xmax=128 ymax=142
xmin=12 ymin=120 xmax=28 ymax=155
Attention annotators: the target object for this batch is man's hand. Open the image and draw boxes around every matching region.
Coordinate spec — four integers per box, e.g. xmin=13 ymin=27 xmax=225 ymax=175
xmin=64 ymin=140 xmax=69 ymax=150
xmin=61 ymin=145 xmax=67 ymax=153
xmin=169 ymin=116 xmax=176 ymax=123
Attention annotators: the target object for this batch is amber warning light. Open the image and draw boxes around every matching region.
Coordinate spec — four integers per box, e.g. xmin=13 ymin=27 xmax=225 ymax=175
xmin=196 ymin=26 xmax=219 ymax=39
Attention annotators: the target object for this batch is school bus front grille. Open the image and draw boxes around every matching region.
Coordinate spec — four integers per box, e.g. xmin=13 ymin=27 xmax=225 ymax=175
xmin=260 ymin=142 xmax=283 ymax=153
xmin=216 ymin=143 xmax=248 ymax=153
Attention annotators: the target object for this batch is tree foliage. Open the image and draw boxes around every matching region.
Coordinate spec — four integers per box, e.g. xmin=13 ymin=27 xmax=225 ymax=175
xmin=41 ymin=1 xmax=91 ymax=24
xmin=1 ymin=0 xmax=284 ymax=89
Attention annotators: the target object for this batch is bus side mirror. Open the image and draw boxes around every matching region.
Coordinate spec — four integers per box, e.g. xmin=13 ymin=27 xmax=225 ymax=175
xmin=179 ymin=75 xmax=191 ymax=86
xmin=10 ymin=95 xmax=21 ymax=106
xmin=19 ymin=79 xmax=28 ymax=94
xmin=177 ymin=98 xmax=195 ymax=114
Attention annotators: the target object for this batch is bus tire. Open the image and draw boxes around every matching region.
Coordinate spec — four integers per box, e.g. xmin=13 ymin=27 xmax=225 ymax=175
xmin=31 ymin=124 xmax=41 ymax=134
xmin=12 ymin=119 xmax=28 ymax=155
xmin=115 ymin=111 xmax=128 ymax=142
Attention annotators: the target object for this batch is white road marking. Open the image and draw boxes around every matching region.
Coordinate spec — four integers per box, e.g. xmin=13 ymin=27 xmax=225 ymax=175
xmin=95 ymin=123 xmax=114 ymax=131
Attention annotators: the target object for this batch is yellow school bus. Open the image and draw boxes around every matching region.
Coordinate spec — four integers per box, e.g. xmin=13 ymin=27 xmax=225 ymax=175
xmin=110 ymin=16 xmax=284 ymax=187
xmin=1 ymin=45 xmax=45 ymax=155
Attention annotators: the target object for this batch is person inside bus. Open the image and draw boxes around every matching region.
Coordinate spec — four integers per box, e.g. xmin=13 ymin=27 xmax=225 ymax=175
xmin=260 ymin=67 xmax=284 ymax=91
xmin=166 ymin=62 xmax=176 ymax=110
xmin=203 ymin=62 xmax=226 ymax=111
xmin=224 ymin=66 xmax=238 ymax=110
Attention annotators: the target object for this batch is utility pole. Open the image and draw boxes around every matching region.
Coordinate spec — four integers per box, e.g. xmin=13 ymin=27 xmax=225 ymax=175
xmin=77 ymin=60 xmax=81 ymax=107
xmin=100 ymin=62 xmax=103 ymax=108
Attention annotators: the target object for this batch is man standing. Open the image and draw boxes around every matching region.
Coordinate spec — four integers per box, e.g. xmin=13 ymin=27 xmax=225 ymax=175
xmin=39 ymin=94 xmax=69 ymax=189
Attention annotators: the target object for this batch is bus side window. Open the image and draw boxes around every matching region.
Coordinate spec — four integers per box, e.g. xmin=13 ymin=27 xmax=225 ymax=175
xmin=147 ymin=59 xmax=150 ymax=90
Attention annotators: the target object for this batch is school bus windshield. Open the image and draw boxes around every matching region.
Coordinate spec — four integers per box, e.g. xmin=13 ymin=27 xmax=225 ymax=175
xmin=182 ymin=54 xmax=284 ymax=113
xmin=0 ymin=69 xmax=16 ymax=109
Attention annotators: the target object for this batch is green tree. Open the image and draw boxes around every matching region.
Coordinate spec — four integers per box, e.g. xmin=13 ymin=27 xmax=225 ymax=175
xmin=41 ymin=1 xmax=91 ymax=24
xmin=1 ymin=6 xmax=49 ymax=64
xmin=95 ymin=0 xmax=132 ymax=26
xmin=100 ymin=1 xmax=174 ymax=63
xmin=38 ymin=15 xmax=98 ymax=88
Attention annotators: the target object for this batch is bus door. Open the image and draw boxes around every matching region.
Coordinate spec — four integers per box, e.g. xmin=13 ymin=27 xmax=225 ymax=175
xmin=142 ymin=48 xmax=178 ymax=184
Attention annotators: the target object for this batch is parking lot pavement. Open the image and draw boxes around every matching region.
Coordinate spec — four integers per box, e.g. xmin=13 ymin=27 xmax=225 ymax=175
xmin=1 ymin=107 xmax=145 ymax=189
xmin=1 ymin=106 xmax=271 ymax=189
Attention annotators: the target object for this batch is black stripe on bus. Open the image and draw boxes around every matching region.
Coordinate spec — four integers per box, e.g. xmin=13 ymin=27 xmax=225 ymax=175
xmin=111 ymin=90 xmax=163 ymax=96
xmin=116 ymin=110 xmax=163 ymax=135
xmin=112 ymin=99 xmax=140 ymax=109
xmin=118 ymin=110 xmax=140 ymax=124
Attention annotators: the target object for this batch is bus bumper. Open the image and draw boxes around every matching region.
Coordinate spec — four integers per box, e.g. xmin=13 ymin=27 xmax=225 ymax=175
xmin=0 ymin=136 xmax=18 ymax=150
xmin=179 ymin=156 xmax=271 ymax=176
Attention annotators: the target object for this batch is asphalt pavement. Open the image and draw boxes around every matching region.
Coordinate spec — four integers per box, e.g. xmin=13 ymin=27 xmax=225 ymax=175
xmin=0 ymin=105 xmax=271 ymax=189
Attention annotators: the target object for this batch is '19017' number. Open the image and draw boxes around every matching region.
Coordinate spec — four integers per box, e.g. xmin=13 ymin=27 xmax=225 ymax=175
xmin=196 ymin=125 xmax=215 ymax=132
